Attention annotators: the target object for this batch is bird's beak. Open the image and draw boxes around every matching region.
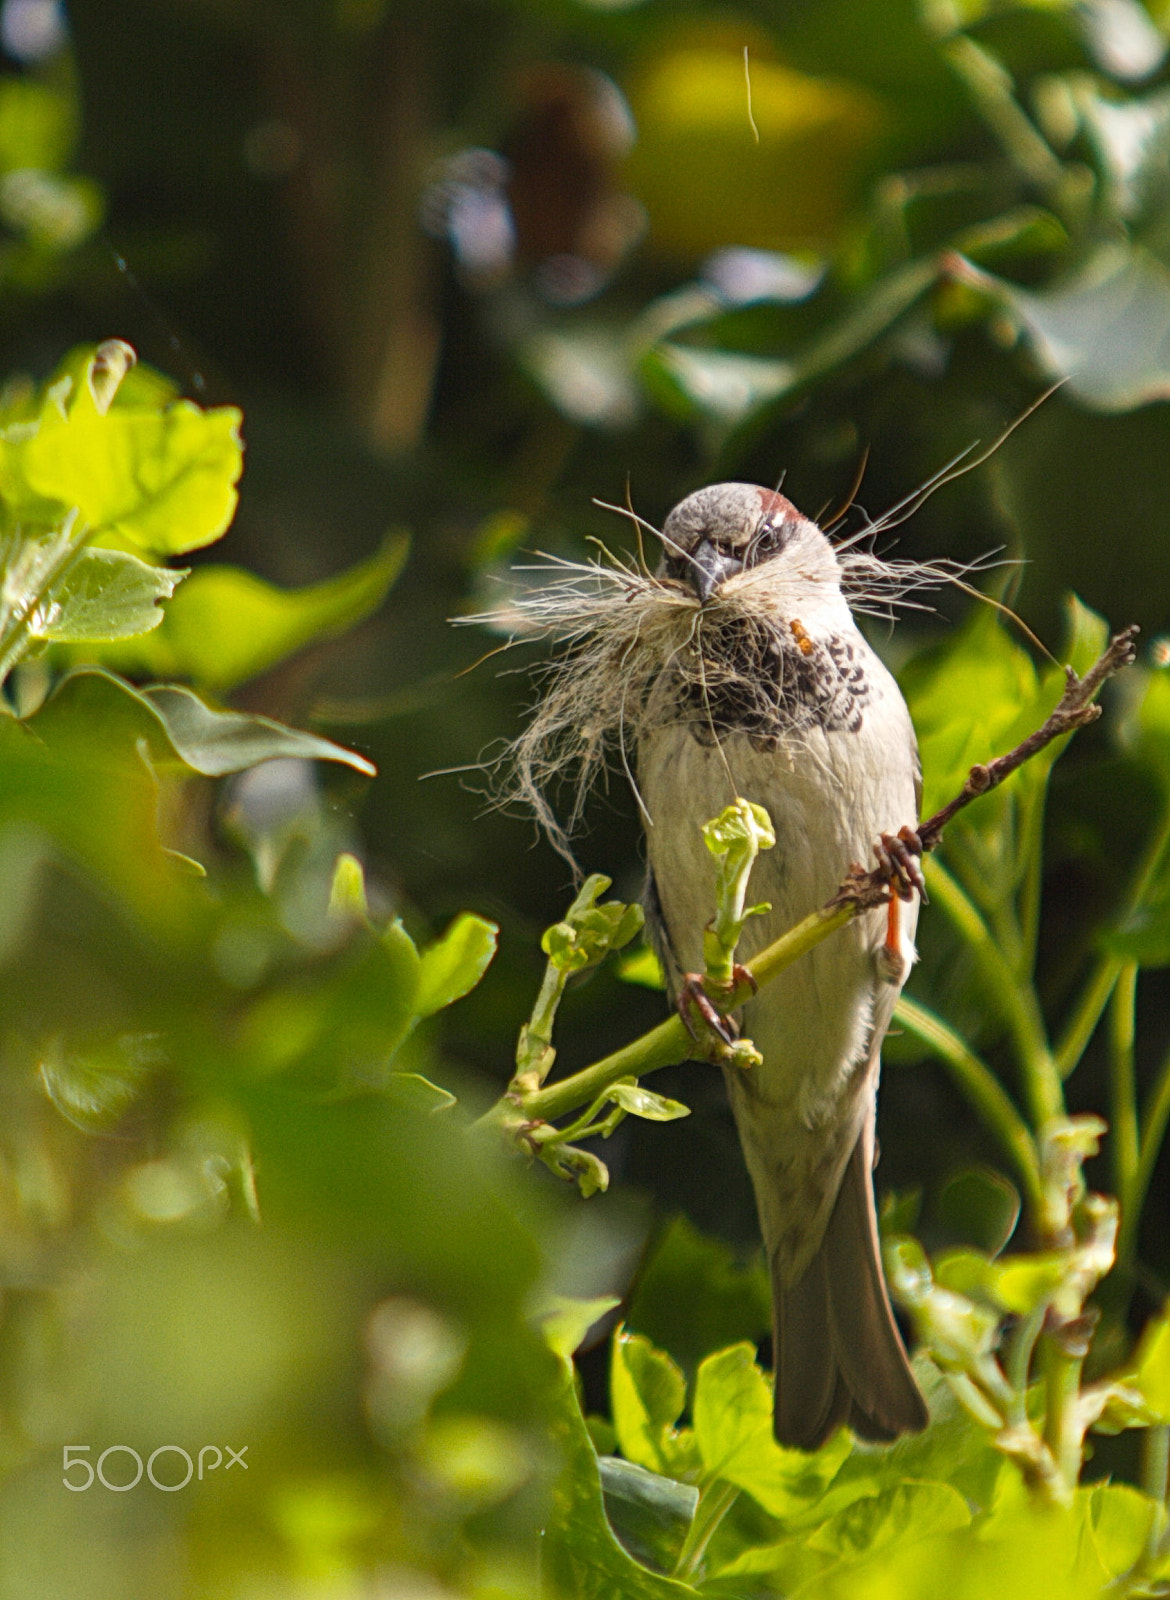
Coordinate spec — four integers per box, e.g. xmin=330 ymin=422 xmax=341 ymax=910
xmin=688 ymin=538 xmax=743 ymax=604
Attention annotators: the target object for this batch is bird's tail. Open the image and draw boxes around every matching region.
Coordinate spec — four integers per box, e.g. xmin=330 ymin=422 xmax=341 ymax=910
xmin=771 ymin=1129 xmax=928 ymax=1451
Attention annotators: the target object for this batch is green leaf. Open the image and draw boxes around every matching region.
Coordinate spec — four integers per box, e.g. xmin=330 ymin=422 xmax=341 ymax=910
xmin=900 ymin=607 xmax=1043 ymax=821
xmin=543 ymin=1372 xmax=701 ymax=1599
xmin=610 ymin=1329 xmax=688 ymax=1474
xmin=806 ymin=1480 xmax=971 ymax=1559
xmin=625 ymin=1217 xmax=771 ymax=1377
xmin=1059 ymin=594 xmax=1111 ymax=680
xmin=932 ymin=1247 xmax=1066 ymax=1315
xmin=599 ymin=1456 xmax=698 ymax=1574
xmin=30 ymin=547 xmax=186 ymax=641
xmin=640 ymin=343 xmax=794 ymax=426
xmin=142 ymin=683 xmax=376 ymax=777
xmin=1087 ymin=1482 xmax=1158 ymax=1578
xmin=606 ymin=1080 xmax=690 ymax=1122
xmin=6 ymin=365 xmax=244 ymax=552
xmin=692 ymin=1344 xmax=850 ymax=1516
xmin=541 ymin=876 xmax=645 ymax=972
xmin=239 ymin=919 xmax=421 ymax=1086
xmin=537 ymin=1296 xmax=621 ymax=1363
xmin=618 ymin=944 xmax=667 ymax=990
xmin=1127 ymin=1304 xmax=1170 ymax=1420
xmin=994 ymin=243 xmax=1170 ymax=412
xmin=934 ymin=1168 xmax=1021 ymax=1257
xmin=382 ymin=1072 xmax=457 ymax=1114
xmin=414 ymin=913 xmax=498 ymax=1019
xmin=0 ymin=668 xmax=206 ymax=931
xmin=82 ymin=533 xmax=409 ymax=691
xmin=0 ymin=77 xmax=76 ymax=171
xmin=37 ymin=1033 xmax=162 ymax=1132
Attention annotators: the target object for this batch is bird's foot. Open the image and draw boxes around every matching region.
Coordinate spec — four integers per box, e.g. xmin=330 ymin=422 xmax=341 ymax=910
xmin=875 ymin=825 xmax=927 ymax=904
xmin=677 ymin=965 xmax=755 ymax=1046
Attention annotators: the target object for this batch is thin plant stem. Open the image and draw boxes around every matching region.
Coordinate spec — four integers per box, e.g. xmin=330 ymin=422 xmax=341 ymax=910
xmin=940 ymin=34 xmax=1066 ymax=196
xmin=0 ymin=519 xmax=89 ymax=687
xmin=1055 ymin=956 xmax=1124 ymax=1083
xmin=1005 ymin=1302 xmax=1047 ymax=1420
xmin=1054 ymin=799 xmax=1170 ymax=1080
xmin=894 ymin=994 xmax=1043 ymax=1215
xmin=1117 ymin=1038 xmax=1170 ymax=1273
xmin=1109 ymin=962 xmax=1140 ymax=1203
xmin=512 ymin=903 xmax=856 ymax=1128
xmin=1041 ymin=1338 xmax=1084 ymax=1495
xmin=672 ymin=1479 xmax=740 ymax=1582
xmin=926 ymin=859 xmax=1062 ymax=1128
xmin=1141 ymin=1424 xmax=1169 ymax=1512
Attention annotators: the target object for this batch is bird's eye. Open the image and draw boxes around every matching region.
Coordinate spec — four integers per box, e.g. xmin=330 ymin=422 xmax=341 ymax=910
xmin=745 ymin=515 xmax=793 ymax=566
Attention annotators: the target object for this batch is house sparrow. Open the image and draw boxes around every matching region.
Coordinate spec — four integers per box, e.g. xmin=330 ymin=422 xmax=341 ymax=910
xmin=636 ymin=482 xmax=927 ymax=1449
xmin=485 ymin=477 xmax=952 ymax=1448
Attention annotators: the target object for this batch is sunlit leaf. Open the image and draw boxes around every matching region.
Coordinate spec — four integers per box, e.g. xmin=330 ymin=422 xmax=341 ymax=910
xmin=29 ymin=547 xmax=186 ymax=641
xmin=538 ymin=1295 xmax=621 ymax=1362
xmin=1126 ymin=1303 xmax=1170 ymax=1420
xmin=806 ymin=1479 xmax=971 ymax=1559
xmin=618 ymin=944 xmax=667 ymax=989
xmin=7 ymin=371 xmax=243 ymax=552
xmin=692 ymin=1344 xmax=850 ymax=1516
xmin=610 ymin=1329 xmax=687 ymax=1474
xmin=414 ymin=913 xmax=498 ymax=1018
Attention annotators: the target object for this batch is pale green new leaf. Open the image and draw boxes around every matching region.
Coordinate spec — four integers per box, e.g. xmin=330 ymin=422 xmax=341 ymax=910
xmin=607 ymin=1080 xmax=690 ymax=1122
xmin=538 ymin=1295 xmax=621 ymax=1362
xmin=30 ymin=547 xmax=187 ymax=641
xmin=692 ymin=1343 xmax=849 ymax=1515
xmin=1126 ymin=1303 xmax=1170 ymax=1420
xmin=610 ymin=1329 xmax=687 ymax=1475
xmin=414 ymin=913 xmax=498 ymax=1019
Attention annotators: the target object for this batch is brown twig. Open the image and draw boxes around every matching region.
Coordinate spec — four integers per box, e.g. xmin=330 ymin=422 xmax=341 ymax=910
xmin=830 ymin=627 xmax=1140 ymax=913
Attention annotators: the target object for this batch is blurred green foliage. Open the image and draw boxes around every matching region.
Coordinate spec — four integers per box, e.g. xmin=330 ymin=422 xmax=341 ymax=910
xmin=3 ymin=0 xmax=1170 ymax=1593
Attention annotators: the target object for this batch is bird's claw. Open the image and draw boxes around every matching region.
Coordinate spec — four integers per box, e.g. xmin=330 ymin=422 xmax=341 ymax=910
xmin=875 ymin=825 xmax=927 ymax=905
xmin=677 ymin=972 xmax=746 ymax=1046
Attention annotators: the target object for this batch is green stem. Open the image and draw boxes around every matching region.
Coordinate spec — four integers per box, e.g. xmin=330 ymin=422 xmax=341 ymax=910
xmin=0 ymin=518 xmax=89 ymax=687
xmin=1054 ymin=956 xmax=1123 ymax=1082
xmin=672 ymin=1479 xmax=740 ymax=1582
xmin=1005 ymin=1302 xmax=1047 ymax=1419
xmin=1041 ymin=1336 xmax=1084 ymax=1494
xmin=517 ymin=903 xmax=855 ymax=1126
xmin=515 ymin=961 xmax=568 ymax=1085
xmin=1117 ymin=1039 xmax=1170 ymax=1273
xmin=1055 ymin=799 xmax=1170 ymax=1081
xmin=895 ymin=994 xmax=1044 ymax=1216
xmin=1109 ymin=962 xmax=1140 ymax=1203
xmin=927 ymin=859 xmax=1062 ymax=1128
xmin=1141 ymin=1424 xmax=1169 ymax=1515
xmin=940 ymin=35 xmax=1066 ymax=197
